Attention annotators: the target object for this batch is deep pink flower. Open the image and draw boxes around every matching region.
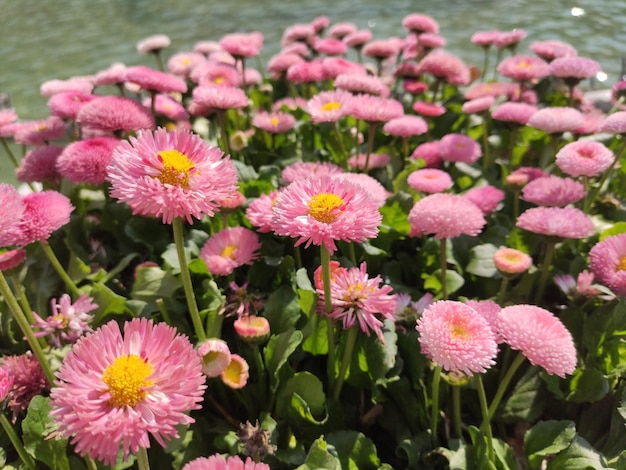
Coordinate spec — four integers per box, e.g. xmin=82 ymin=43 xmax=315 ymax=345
xmin=464 ymin=82 xmax=514 ymax=100
xmin=286 ymin=60 xmax=327 ymax=83
xmin=281 ymin=161 xmax=344 ymax=184
xmin=416 ymin=301 xmax=498 ymax=375
xmin=497 ymin=305 xmax=577 ymax=377
xmin=0 ymin=248 xmax=27 ymax=271
xmin=32 ymin=293 xmax=96 ymax=347
xmin=412 ymin=101 xmax=446 ymax=117
xmin=191 ymin=84 xmax=249 ymax=111
xmin=410 ymin=140 xmax=442 ymax=167
xmin=48 ymin=91 xmax=97 ymax=120
xmin=183 ymin=454 xmax=270 ymax=470
xmin=107 ymin=127 xmax=238 ymax=224
xmin=348 ymin=152 xmax=390 ymax=170
xmin=439 ymin=133 xmax=482 ymax=164
xmin=306 ymin=90 xmax=354 ymax=123
xmin=267 ymin=53 xmax=305 ymax=78
xmin=49 ymin=318 xmax=206 ymax=465
xmin=494 ymin=248 xmax=532 ymax=275
xmin=516 ymin=207 xmax=594 ymax=239
xmin=0 ymin=184 xmax=24 ymax=248
xmin=407 ymin=168 xmax=452 ymax=193
xmin=349 ymin=94 xmax=404 ymax=123
xmin=136 ymin=34 xmax=171 ymax=54
xmin=271 ymin=175 xmax=382 ymax=253
xmin=589 ymin=233 xmax=626 ymax=297
xmin=16 ymin=145 xmax=64 ymax=184
xmin=334 ymin=73 xmax=390 ymax=97
xmin=314 ymin=37 xmax=347 ymax=56
xmin=56 ymin=136 xmax=121 ymax=185
xmin=343 ymin=30 xmax=373 ymax=48
xmin=2 ymin=353 xmax=48 ymax=421
xmin=497 ymin=55 xmax=550 ymax=82
xmin=555 ymin=140 xmax=615 ymax=178
xmin=462 ymin=96 xmax=495 ymax=114
xmin=199 ymin=227 xmax=261 ymax=276
xmin=491 ymin=101 xmax=537 ymax=125
xmin=463 ymin=185 xmax=505 ymax=215
xmin=416 ymin=49 xmax=470 ymax=85
xmin=362 ymin=39 xmax=400 ymax=60
xmin=402 ymin=13 xmax=439 ymax=34
xmin=245 ymin=190 xmax=280 ymax=233
xmin=521 ymin=175 xmax=585 ymax=207
xmin=219 ymin=32 xmax=264 ymax=58
xmin=125 ymin=65 xmax=187 ymax=94
xmin=530 ymin=40 xmax=577 ymax=61
xmin=322 ymin=58 xmax=366 ymax=80
xmin=15 ymin=191 xmax=73 ymax=246
xmin=527 ymin=106 xmax=584 ymax=134
xmin=77 ymin=96 xmax=155 ymax=133
xmin=0 ymin=367 xmax=13 ymax=402
xmin=252 ymin=111 xmax=296 ymax=134
xmin=383 ymin=115 xmax=428 ymax=137
xmin=403 ymin=79 xmax=429 ymax=95
xmin=408 ymin=193 xmax=486 ymax=239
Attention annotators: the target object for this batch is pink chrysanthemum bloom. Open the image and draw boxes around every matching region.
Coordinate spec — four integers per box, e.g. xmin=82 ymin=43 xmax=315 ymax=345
xmin=589 ymin=233 xmax=626 ymax=297
xmin=508 ymin=166 xmax=549 ymax=186
xmin=516 ymin=207 xmax=594 ymax=240
xmin=0 ymin=248 xmax=27 ymax=272
xmin=137 ymin=34 xmax=171 ymax=54
xmin=15 ymin=191 xmax=73 ymax=246
xmin=494 ymin=29 xmax=527 ymax=49
xmin=219 ymin=32 xmax=264 ymax=58
xmin=573 ymin=112 xmax=604 ymax=136
xmin=124 ymin=65 xmax=187 ymax=94
xmin=47 ymin=91 xmax=97 ymax=120
xmin=403 ymin=79 xmax=429 ymax=95
xmin=31 ymin=293 xmax=96 ymax=348
xmin=407 ymin=168 xmax=452 ymax=194
xmin=306 ymin=90 xmax=354 ymax=123
xmin=313 ymin=260 xmax=347 ymax=291
xmin=199 ymin=227 xmax=261 ymax=276
xmin=497 ymin=55 xmax=550 ymax=82
xmin=334 ymin=73 xmax=390 ymax=97
xmin=314 ymin=37 xmax=347 ymax=56
xmin=463 ymin=185 xmax=505 ymax=215
xmin=462 ymin=96 xmax=495 ymax=115
xmin=252 ymin=111 xmax=296 ymax=134
xmin=343 ymin=30 xmax=373 ymax=48
xmin=348 ymin=152 xmax=390 ymax=170
xmin=0 ymin=367 xmax=14 ymax=402
xmin=383 ymin=115 xmax=428 ymax=138
xmin=13 ymin=116 xmax=67 ymax=146
xmin=419 ymin=33 xmax=446 ymax=50
xmin=416 ymin=49 xmax=470 ymax=85
xmin=410 ymin=141 xmax=442 ymax=167
xmin=439 ymin=133 xmax=482 ymax=164
xmin=197 ymin=339 xmax=231 ymax=378
xmin=362 ymin=39 xmax=400 ymax=61
xmin=497 ymin=305 xmax=576 ymax=377
xmin=331 ymin=173 xmax=390 ymax=207
xmin=190 ymin=62 xmax=242 ymax=87
xmin=328 ymin=22 xmax=358 ymax=39
xmin=491 ymin=101 xmax=537 ymax=125
xmin=464 ymin=82 xmax=514 ymax=100
xmin=599 ymin=111 xmax=626 ymax=134
xmin=464 ymin=299 xmax=503 ymax=343
xmin=191 ymin=84 xmax=249 ymax=111
xmin=549 ymin=56 xmax=601 ymax=82
xmin=280 ymin=42 xmax=311 ymax=58
xmin=416 ymin=301 xmax=498 ymax=375
xmin=402 ymin=13 xmax=439 ymax=34
xmin=221 ymin=353 xmax=249 ymax=389
xmin=0 ymin=108 xmax=18 ymax=126
xmin=527 ymin=106 xmax=584 ymax=134
xmin=521 ymin=175 xmax=585 ymax=207
xmin=494 ymin=248 xmax=532 ymax=275
xmin=312 ymin=15 xmax=330 ymax=33
xmin=408 ymin=193 xmax=486 ymax=239
xmin=56 ymin=136 xmax=121 ymax=185
xmin=167 ymin=51 xmax=206 ymax=78
xmin=349 ymin=94 xmax=404 ymax=123
xmin=267 ymin=53 xmax=305 ymax=79
xmin=412 ymin=100 xmax=446 ymax=117
xmin=280 ymin=161 xmax=344 ymax=184
xmin=183 ymin=454 xmax=270 ymax=470
xmin=530 ymin=40 xmax=577 ymax=61
xmin=49 ymin=318 xmax=206 ymax=465
xmin=321 ymin=58 xmax=366 ymax=80
xmin=77 ymin=96 xmax=155 ymax=133
xmin=271 ymin=175 xmax=382 ymax=253
xmin=319 ymin=262 xmax=395 ymax=341
xmin=217 ymin=190 xmax=246 ymax=211
xmin=16 ymin=145 xmax=64 ymax=184
xmin=142 ymin=94 xmax=189 ymax=121
xmin=245 ymin=190 xmax=280 ymax=233
xmin=286 ymin=60 xmax=328 ymax=84
xmin=234 ymin=316 xmax=271 ymax=343
xmin=93 ymin=62 xmax=128 ymax=87
xmin=40 ymin=77 xmax=94 ymax=97
xmin=193 ymin=40 xmax=223 ymax=56
xmin=2 ymin=353 xmax=48 ymax=421
xmin=0 ymin=184 xmax=24 ymax=248
xmin=107 ymin=127 xmax=237 ymax=224
xmin=470 ymin=30 xmax=500 ymax=48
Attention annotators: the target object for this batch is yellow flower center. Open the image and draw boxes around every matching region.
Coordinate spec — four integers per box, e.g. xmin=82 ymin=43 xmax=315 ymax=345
xmin=156 ymin=149 xmax=196 ymax=188
xmin=321 ymin=101 xmax=341 ymax=112
xmin=52 ymin=313 xmax=69 ymax=328
xmin=618 ymin=256 xmax=626 ymax=272
xmin=308 ymin=193 xmax=344 ymax=223
xmin=181 ymin=57 xmax=191 ymax=65
xmin=101 ymin=354 xmax=154 ymax=408
xmin=517 ymin=60 xmax=530 ymax=69
xmin=451 ymin=322 xmax=469 ymax=339
xmin=223 ymin=359 xmax=244 ymax=385
xmin=213 ymin=76 xmax=226 ymax=84
xmin=221 ymin=244 xmax=237 ymax=259
xmin=270 ymin=117 xmax=280 ymax=126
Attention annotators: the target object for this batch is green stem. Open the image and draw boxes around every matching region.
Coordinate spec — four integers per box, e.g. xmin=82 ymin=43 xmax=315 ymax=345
xmin=430 ymin=365 xmax=442 ymax=446
xmin=440 ymin=238 xmax=448 ymax=300
xmin=475 ymin=375 xmax=495 ymax=462
xmin=534 ymin=240 xmax=556 ymax=305
xmin=481 ymin=117 xmax=491 ymax=173
xmin=0 ymin=137 xmax=20 ymax=168
xmin=252 ymin=344 xmax=268 ymax=410
xmin=452 ymin=384 xmax=462 ymax=439
xmin=484 ymin=352 xmax=526 ymax=424
xmin=137 ymin=446 xmax=151 ymax=470
xmin=8 ymin=274 xmax=47 ymax=348
xmin=332 ymin=325 xmax=359 ymax=400
xmin=84 ymin=456 xmax=98 ymax=470
xmin=497 ymin=276 xmax=510 ymax=306
xmin=0 ymin=271 xmax=55 ymax=384
xmin=363 ymin=122 xmax=377 ymax=173
xmin=585 ymin=140 xmax=626 ymax=212
xmin=172 ymin=217 xmax=206 ymax=342
xmin=333 ymin=121 xmax=348 ymax=169
xmin=0 ymin=413 xmax=35 ymax=470
xmin=217 ymin=110 xmax=232 ymax=157
xmin=321 ymin=245 xmax=336 ymax=390
xmin=38 ymin=242 xmax=81 ymax=297
xmin=155 ymin=298 xmax=172 ymax=325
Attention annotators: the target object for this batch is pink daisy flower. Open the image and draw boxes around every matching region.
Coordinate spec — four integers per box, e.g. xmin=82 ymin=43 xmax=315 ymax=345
xmin=589 ymin=233 xmax=626 ymax=297
xmin=271 ymin=175 xmax=382 ymax=253
xmin=462 ymin=96 xmax=495 ymax=114
xmin=471 ymin=30 xmax=500 ymax=48
xmin=77 ymin=96 xmax=155 ymax=133
xmin=497 ymin=305 xmax=577 ymax=377
xmin=0 ymin=248 xmax=27 ymax=272
xmin=252 ymin=111 xmax=296 ymax=134
xmin=280 ymin=161 xmax=343 ymax=184
xmin=328 ymin=22 xmax=358 ymax=39
xmin=463 ymin=185 xmax=505 ymax=215
xmin=331 ymin=173 xmax=390 ymax=207
xmin=407 ymin=168 xmax=453 ymax=193
xmin=349 ymin=94 xmax=404 ymax=123
xmin=221 ymin=353 xmax=249 ymax=389
xmin=199 ymin=227 xmax=261 ymax=276
xmin=0 ymin=367 xmax=13 ymax=402
xmin=49 ymin=318 xmax=206 ymax=465
xmin=508 ymin=166 xmax=549 ymax=185
xmin=245 ymin=190 xmax=280 ymax=233
xmin=106 ymin=127 xmax=238 ymax=224
xmin=521 ymin=175 xmax=585 ymax=207
xmin=219 ymin=32 xmax=264 ymax=58
xmin=94 ymin=62 xmax=128 ymax=87
xmin=15 ymin=191 xmax=74 ymax=246
xmin=234 ymin=316 xmax=271 ymax=343
xmin=13 ymin=116 xmax=67 ymax=146
xmin=31 ymin=293 xmax=96 ymax=348
xmin=599 ymin=111 xmax=626 ymax=134
xmin=403 ymin=79 xmax=429 ymax=95
xmin=197 ymin=339 xmax=231 ymax=378
xmin=419 ymin=33 xmax=446 ymax=50
xmin=493 ymin=248 xmax=532 ymax=275
xmin=2 ymin=353 xmax=48 ymax=421
xmin=402 ymin=13 xmax=439 ymax=34
xmin=410 ymin=140 xmax=442 ymax=167
xmin=383 ymin=115 xmax=428 ymax=138
xmin=362 ymin=39 xmax=400 ymax=61
xmin=16 ymin=145 xmax=64 ymax=184
xmin=530 ymin=40 xmax=577 ymax=61
xmin=136 ymin=34 xmax=171 ymax=54
xmin=334 ymin=73 xmax=390 ymax=97
xmin=167 ymin=51 xmax=206 ymax=78
xmin=497 ymin=55 xmax=550 ymax=82
xmin=142 ymin=94 xmax=189 ymax=121
xmin=183 ymin=454 xmax=269 ymax=470
xmin=491 ymin=101 xmax=537 ymax=125
xmin=0 ymin=184 xmax=24 ymax=248
xmin=416 ymin=301 xmax=498 ymax=375
xmin=516 ymin=207 xmax=594 ymax=239
xmin=343 ymin=30 xmax=373 ymax=48
xmin=40 ymin=77 xmax=94 ymax=97
xmin=549 ymin=56 xmax=601 ymax=82
xmin=494 ymin=29 xmax=527 ymax=49
xmin=348 ymin=152 xmax=390 ymax=170
xmin=439 ymin=133 xmax=482 ymax=164
xmin=464 ymin=82 xmax=514 ymax=100
xmin=306 ymin=90 xmax=354 ymax=123
xmin=412 ymin=101 xmax=446 ymax=117
xmin=47 ymin=91 xmax=97 ymax=120
xmin=320 ymin=262 xmax=396 ymax=341
xmin=408 ymin=193 xmax=486 ymax=239
xmin=191 ymin=84 xmax=249 ymax=111
xmin=464 ymin=299 xmax=503 ymax=343
xmin=124 ymin=65 xmax=187 ymax=94
xmin=416 ymin=49 xmax=470 ymax=85
xmin=314 ymin=37 xmax=347 ymax=56
xmin=267 ymin=53 xmax=305 ymax=78
xmin=286 ymin=60 xmax=328 ymax=84
xmin=56 ymin=136 xmax=121 ymax=185
xmin=0 ymin=108 xmax=18 ymax=126
xmin=555 ymin=140 xmax=615 ymax=178
xmin=527 ymin=106 xmax=584 ymax=134
xmin=191 ymin=62 xmax=242 ymax=87
xmin=322 ymin=58 xmax=366 ymax=80
xmin=313 ymin=260 xmax=347 ymax=291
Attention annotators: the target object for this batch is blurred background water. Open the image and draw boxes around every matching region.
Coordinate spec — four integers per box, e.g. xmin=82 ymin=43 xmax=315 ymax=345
xmin=1 ymin=0 xmax=625 ymax=181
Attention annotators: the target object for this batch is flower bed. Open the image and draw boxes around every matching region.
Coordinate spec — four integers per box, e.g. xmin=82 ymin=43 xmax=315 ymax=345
xmin=0 ymin=11 xmax=625 ymax=470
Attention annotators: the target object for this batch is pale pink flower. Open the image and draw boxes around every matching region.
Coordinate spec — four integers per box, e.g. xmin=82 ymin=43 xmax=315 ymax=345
xmin=497 ymin=305 xmax=577 ymax=377
xmin=281 ymin=161 xmax=343 ymax=184
xmin=267 ymin=53 xmax=305 ymax=78
xmin=410 ymin=140 xmax=442 ymax=167
xmin=234 ymin=316 xmax=271 ymax=343
xmin=464 ymin=299 xmax=502 ymax=342
xmin=48 ymin=91 xmax=97 ymax=120
xmin=403 ymin=79 xmax=428 ymax=95
xmin=463 ymin=185 xmax=505 ymax=215
xmin=497 ymin=55 xmax=550 ymax=82
xmin=464 ymin=82 xmax=514 ymax=100
xmin=0 ymin=367 xmax=13 ymax=402
xmin=0 ymin=184 xmax=24 ymax=248
xmin=599 ymin=111 xmax=626 ymax=134
xmin=348 ymin=152 xmax=390 ymax=170
xmin=314 ymin=37 xmax=347 ymax=56
xmin=407 ymin=168 xmax=452 ymax=193
xmin=199 ymin=227 xmax=261 ymax=276
xmin=77 ymin=96 xmax=155 ymax=133
xmin=136 ymin=34 xmax=171 ymax=54
xmin=219 ymin=32 xmax=264 ymax=58
xmin=16 ymin=145 xmax=64 ymax=184
xmin=549 ymin=56 xmax=601 ymax=81
xmin=589 ymin=233 xmax=626 ymax=297
xmin=221 ymin=353 xmax=249 ymax=389
xmin=417 ymin=301 xmax=498 ymax=375
xmin=322 ymin=58 xmax=366 ymax=80
xmin=2 ymin=353 xmax=48 ymax=421
xmin=106 ymin=127 xmax=238 ymax=224
xmin=167 ymin=51 xmax=206 ymax=78
xmin=56 ymin=136 xmax=121 ymax=185
xmin=331 ymin=173 xmax=390 ymax=207
xmin=574 ymin=270 xmax=603 ymax=298
xmin=183 ymin=454 xmax=270 ymax=470
xmin=125 ymin=65 xmax=187 ymax=94
xmin=439 ymin=133 xmax=482 ymax=164
xmin=40 ymin=77 xmax=94 ymax=97
xmin=527 ymin=106 xmax=584 ymax=134
xmin=197 ymin=339 xmax=231 ymax=378
xmin=494 ymin=29 xmax=527 ymax=49
xmin=306 ymin=90 xmax=354 ymax=123
xmin=471 ymin=30 xmax=500 ymax=48
xmin=402 ymin=13 xmax=439 ymax=34
xmin=343 ymin=30 xmax=373 ymax=48
xmin=491 ymin=101 xmax=537 ymax=125
xmin=521 ymin=175 xmax=585 ymax=207
xmin=193 ymin=40 xmax=223 ymax=56
xmin=13 ymin=116 xmax=67 ymax=145
xmin=412 ymin=101 xmax=446 ymax=117
xmin=408 ymin=193 xmax=486 ymax=239
xmin=462 ymin=96 xmax=495 ymax=114
xmin=94 ymin=62 xmax=128 ymax=87
xmin=362 ymin=39 xmax=400 ymax=60
xmin=383 ymin=115 xmax=428 ymax=137
xmin=272 ymin=96 xmax=308 ymax=112
xmin=393 ymin=292 xmax=433 ymax=323
xmin=286 ymin=60 xmax=327 ymax=83
xmin=516 ymin=207 xmax=594 ymax=239
xmin=0 ymin=109 xmax=18 ymax=126
xmin=271 ymin=175 xmax=382 ymax=253
xmin=312 ymin=16 xmax=330 ymax=33
xmin=245 ymin=190 xmax=280 ymax=233
xmin=416 ymin=49 xmax=470 ymax=85
xmin=328 ymin=22 xmax=358 ymax=39
xmin=15 ymin=191 xmax=73 ymax=246
xmin=419 ymin=33 xmax=446 ymax=50
xmin=49 ymin=318 xmax=206 ymax=465
xmin=560 ymin=142 xmax=614 ymax=179
xmin=31 ymin=293 xmax=97 ymax=347
xmin=349 ymin=94 xmax=404 ymax=123
xmin=494 ymin=248 xmax=532 ymax=275
xmin=280 ymin=42 xmax=311 ymax=58
xmin=143 ymin=94 xmax=189 ymax=121
xmin=508 ymin=166 xmax=549 ymax=185
xmin=334 ymin=73 xmax=390 ymax=97
xmin=530 ymin=40 xmax=577 ymax=61
xmin=191 ymin=84 xmax=249 ymax=110
xmin=191 ymin=62 xmax=242 ymax=87
xmin=252 ymin=111 xmax=296 ymax=134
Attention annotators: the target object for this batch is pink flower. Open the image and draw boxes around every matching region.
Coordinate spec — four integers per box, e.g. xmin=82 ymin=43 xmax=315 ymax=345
xmin=334 ymin=73 xmax=390 ymax=97
xmin=271 ymin=175 xmax=382 ymax=253
xmin=234 ymin=316 xmax=271 ymax=343
xmin=343 ymin=30 xmax=373 ymax=48
xmin=167 ymin=51 xmax=206 ymax=78
xmin=56 ymin=136 xmax=121 ymax=185
xmin=416 ymin=301 xmax=498 ymax=375
xmin=40 ymin=77 xmax=94 ymax=97
xmin=306 ymin=90 xmax=354 ymax=123
xmin=407 ymin=168 xmax=452 ymax=193
xmin=13 ymin=116 xmax=67 ymax=145
xmin=14 ymin=191 xmax=73 ymax=246
xmin=520 ymin=175 xmax=585 ymax=207
xmin=143 ymin=94 xmax=189 ymax=121
xmin=465 ymin=82 xmax=514 ymax=100
xmin=471 ymin=30 xmax=500 ymax=47
xmin=191 ymin=84 xmax=249 ymax=110
xmin=125 ymin=65 xmax=187 ymax=94
xmin=497 ymin=305 xmax=577 ymax=377
xmin=245 ymin=190 xmax=280 ymax=233
xmin=362 ymin=39 xmax=400 ymax=60
xmin=412 ymin=101 xmax=446 ymax=117
xmin=16 ymin=145 xmax=64 ymax=184
xmin=107 ymin=128 xmax=237 ymax=224
xmin=49 ymin=318 xmax=206 ymax=465
xmin=0 ymin=109 xmax=18 ymax=126
xmin=252 ymin=111 xmax=296 ymax=133
xmin=439 ymin=133 xmax=482 ymax=164
xmin=589 ymin=233 xmax=626 ymax=297
xmin=408 ymin=193 xmax=486 ymax=239
xmin=221 ymin=353 xmax=249 ymax=389
xmin=219 ymin=32 xmax=264 ymax=58
xmin=32 ymin=293 xmax=97 ymax=347
xmin=136 ymin=34 xmax=171 ymax=54
xmin=94 ymin=62 xmax=128 ymax=87
xmin=77 ymin=96 xmax=155 ymax=133
xmin=0 ymin=184 xmax=24 ymax=248
xmin=349 ymin=94 xmax=404 ymax=123
xmin=402 ymin=13 xmax=439 ymax=34
xmin=527 ymin=107 xmax=584 ymax=134
xmin=491 ymin=101 xmax=537 ymax=125
xmin=383 ymin=115 xmax=428 ymax=137
xmin=320 ymin=262 xmax=396 ymax=341
xmin=328 ymin=22 xmax=358 ymax=39
xmin=314 ymin=37 xmax=347 ymax=56
xmin=463 ymin=185 xmax=505 ymax=215
xmin=493 ymin=248 xmax=532 ymax=275
xmin=348 ymin=152 xmax=390 ymax=170
xmin=0 ymin=248 xmax=27 ymax=271
xmin=497 ymin=55 xmax=550 ymax=82
xmin=191 ymin=62 xmax=242 ymax=87
xmin=530 ymin=40 xmax=577 ymax=61
xmin=0 ymin=367 xmax=14 ymax=402
xmin=267 ymin=53 xmax=305 ymax=78
xmin=516 ymin=207 xmax=594 ymax=239
xmin=286 ymin=60 xmax=328 ymax=83
xmin=199 ymin=227 xmax=261 ymax=276
xmin=599 ymin=111 xmax=626 ymax=134
xmin=331 ymin=173 xmax=390 ymax=207
xmin=2 ymin=353 xmax=48 ymax=421
xmin=549 ymin=56 xmax=601 ymax=81
xmin=197 ymin=339 xmax=231 ymax=378
xmin=281 ymin=161 xmax=343 ymax=184
xmin=416 ymin=49 xmax=470 ymax=85
xmin=462 ymin=96 xmax=495 ymax=114
xmin=48 ymin=91 xmax=97 ymax=120
xmin=183 ymin=454 xmax=269 ymax=470
xmin=464 ymin=299 xmax=503 ymax=342
xmin=494 ymin=29 xmax=527 ymax=49
xmin=322 ymin=58 xmax=366 ymax=80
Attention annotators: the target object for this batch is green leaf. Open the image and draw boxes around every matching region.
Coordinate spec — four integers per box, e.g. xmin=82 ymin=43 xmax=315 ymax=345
xmin=276 ymin=371 xmax=326 ymax=420
xmin=90 ymin=282 xmax=132 ymax=323
xmin=566 ymin=367 xmax=610 ymax=403
xmin=524 ymin=420 xmax=576 ymax=470
xmin=131 ymin=265 xmax=182 ymax=301
xmin=296 ymin=437 xmax=340 ymax=470
xmin=264 ymin=329 xmax=303 ymax=390
xmin=466 ymin=243 xmax=498 ymax=278
xmin=546 ymin=435 xmax=609 ymax=470
xmin=326 ymin=430 xmax=380 ymax=470
xmin=264 ymin=284 xmax=302 ymax=333
xmin=423 ymin=269 xmax=465 ymax=297
xmin=498 ymin=366 xmax=546 ymax=422
xmin=22 ymin=396 xmax=70 ymax=470
xmin=599 ymin=222 xmax=626 ymax=240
